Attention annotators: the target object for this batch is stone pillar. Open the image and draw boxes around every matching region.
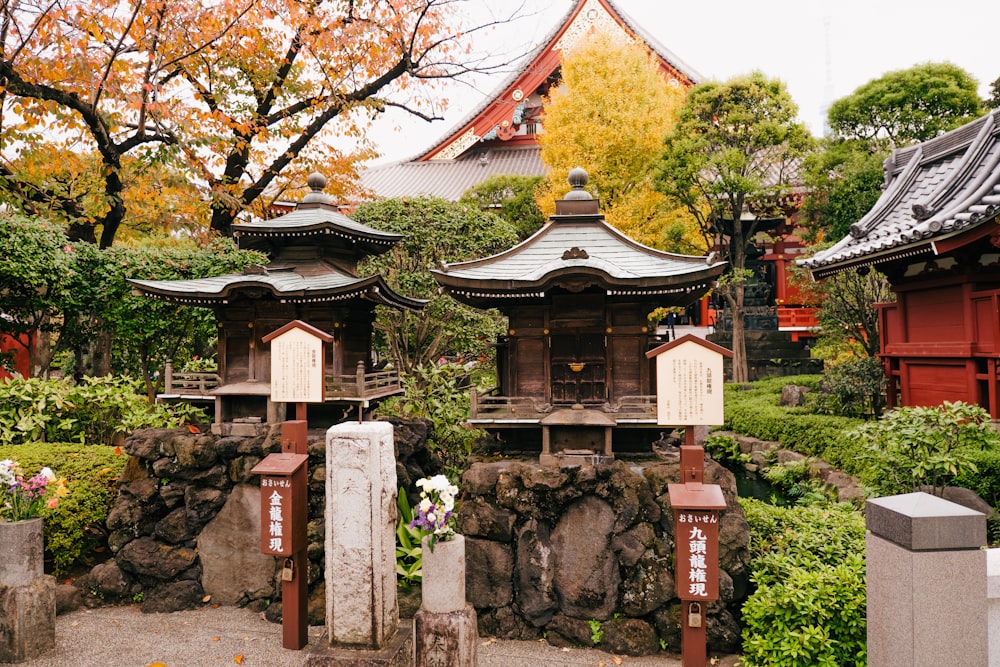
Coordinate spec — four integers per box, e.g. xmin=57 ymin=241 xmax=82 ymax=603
xmin=306 ymin=420 xmax=410 ymax=667
xmin=0 ymin=518 xmax=56 ymax=663
xmin=867 ymin=492 xmax=987 ymax=667
xmin=414 ymin=535 xmax=477 ymax=667
xmin=987 ymin=549 xmax=1000 ymax=666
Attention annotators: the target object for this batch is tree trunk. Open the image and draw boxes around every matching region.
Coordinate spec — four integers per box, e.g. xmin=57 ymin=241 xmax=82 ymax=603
xmin=729 ymin=282 xmax=749 ymax=383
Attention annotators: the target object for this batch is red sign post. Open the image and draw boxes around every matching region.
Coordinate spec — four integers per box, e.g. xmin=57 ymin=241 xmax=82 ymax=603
xmin=647 ymin=336 xmax=733 ymax=667
xmin=254 ymin=320 xmax=333 ymax=651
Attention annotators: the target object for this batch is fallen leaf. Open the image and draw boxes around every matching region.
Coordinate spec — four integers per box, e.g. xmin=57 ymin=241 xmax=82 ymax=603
xmin=612 ymin=657 xmax=623 ymax=665
xmin=599 ymin=662 xmax=607 ymax=667
xmin=202 ymin=595 xmax=212 ymax=603
xmin=234 ymin=655 xmax=244 ymax=664
xmin=212 ymin=636 xmax=220 ymax=642
xmin=187 ymin=424 xmax=200 ymax=433
xmin=561 ymin=647 xmax=570 ymax=652
xmin=146 ymin=663 xmax=168 ymax=667
xmin=114 ymin=446 xmax=122 ymax=455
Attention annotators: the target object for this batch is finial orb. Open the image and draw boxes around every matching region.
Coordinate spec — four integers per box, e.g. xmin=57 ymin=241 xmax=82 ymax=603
xmin=307 ymin=172 xmax=327 ymax=191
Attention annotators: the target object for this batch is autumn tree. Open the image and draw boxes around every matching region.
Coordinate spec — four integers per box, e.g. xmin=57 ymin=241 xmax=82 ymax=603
xmin=536 ymin=31 xmax=701 ymax=253
xmin=0 ymin=0 xmax=519 ymax=246
xmin=656 ymin=72 xmax=812 ymax=382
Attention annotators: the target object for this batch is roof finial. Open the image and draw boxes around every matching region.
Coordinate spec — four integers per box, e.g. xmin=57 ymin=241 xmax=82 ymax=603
xmin=301 ymin=172 xmax=333 ymax=205
xmin=564 ymin=167 xmax=592 ymax=200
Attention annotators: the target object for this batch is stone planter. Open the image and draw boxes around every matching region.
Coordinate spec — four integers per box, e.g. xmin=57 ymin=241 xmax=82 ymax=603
xmin=420 ymin=534 xmax=466 ymax=614
xmin=0 ymin=518 xmax=44 ymax=587
xmin=415 ymin=534 xmax=477 ymax=667
xmin=0 ymin=518 xmax=56 ymax=663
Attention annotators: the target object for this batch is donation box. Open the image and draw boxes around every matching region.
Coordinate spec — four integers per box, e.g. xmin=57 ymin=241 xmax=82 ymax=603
xmin=251 ymin=453 xmax=308 ymax=557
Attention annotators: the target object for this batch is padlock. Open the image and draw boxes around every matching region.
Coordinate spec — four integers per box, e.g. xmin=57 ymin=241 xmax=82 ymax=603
xmin=688 ymin=602 xmax=703 ymax=628
xmin=281 ymin=557 xmax=294 ymax=582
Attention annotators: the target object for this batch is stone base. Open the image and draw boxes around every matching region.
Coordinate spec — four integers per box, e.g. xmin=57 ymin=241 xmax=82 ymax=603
xmin=0 ymin=576 xmax=56 ymax=663
xmin=414 ymin=605 xmax=477 ymax=667
xmin=305 ymin=623 xmax=412 ymax=667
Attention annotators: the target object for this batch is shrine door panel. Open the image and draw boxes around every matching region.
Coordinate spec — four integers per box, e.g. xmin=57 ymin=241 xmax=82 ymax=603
xmin=550 ymin=334 xmax=606 ymax=404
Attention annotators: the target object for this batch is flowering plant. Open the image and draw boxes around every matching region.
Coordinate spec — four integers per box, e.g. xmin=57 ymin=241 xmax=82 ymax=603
xmin=409 ymin=475 xmax=459 ymax=550
xmin=0 ymin=459 xmax=69 ymax=522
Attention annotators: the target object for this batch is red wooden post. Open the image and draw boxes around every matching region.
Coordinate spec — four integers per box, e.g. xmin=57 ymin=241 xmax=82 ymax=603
xmin=251 ymin=452 xmax=309 ymax=650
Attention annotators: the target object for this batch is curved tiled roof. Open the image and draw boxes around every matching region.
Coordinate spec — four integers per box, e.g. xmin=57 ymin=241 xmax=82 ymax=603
xmin=799 ymin=109 xmax=1000 ymax=278
xmin=130 ymin=263 xmax=424 ymax=311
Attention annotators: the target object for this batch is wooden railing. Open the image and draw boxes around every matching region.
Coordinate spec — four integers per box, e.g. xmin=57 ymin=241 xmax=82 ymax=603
xmin=163 ymin=360 xmax=220 ymax=396
xmin=470 ymin=388 xmax=657 ymax=421
xmin=325 ymin=361 xmax=401 ymax=399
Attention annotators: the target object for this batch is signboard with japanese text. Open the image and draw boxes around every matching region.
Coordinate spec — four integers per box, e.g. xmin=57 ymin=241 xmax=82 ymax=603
xmin=646 ymin=335 xmax=731 ymax=426
xmin=262 ymin=320 xmax=334 ymax=404
xmin=251 ymin=453 xmax=308 ymax=557
xmin=673 ymin=510 xmax=721 ymax=601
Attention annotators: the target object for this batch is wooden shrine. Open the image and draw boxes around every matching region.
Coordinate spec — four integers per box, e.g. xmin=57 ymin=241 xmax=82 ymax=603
xmin=433 ymin=169 xmax=726 ymax=462
xmin=800 ymin=109 xmax=1000 ymax=416
xmin=130 ymin=173 xmax=423 ymax=432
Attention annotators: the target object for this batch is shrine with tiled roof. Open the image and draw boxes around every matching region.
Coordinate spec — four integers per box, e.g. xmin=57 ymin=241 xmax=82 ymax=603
xmin=799 ymin=109 xmax=1000 ymax=416
xmin=433 ymin=169 xmax=725 ymax=463
xmin=130 ymin=173 xmax=423 ymax=431
xmin=359 ymin=0 xmax=699 ymax=201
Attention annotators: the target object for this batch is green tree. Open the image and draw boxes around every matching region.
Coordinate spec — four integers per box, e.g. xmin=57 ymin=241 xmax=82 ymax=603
xmin=827 ymin=62 xmax=984 ymax=148
xmin=536 ymin=32 xmax=701 ymax=253
xmin=656 ymin=72 xmax=813 ymax=382
xmin=0 ymin=215 xmax=73 ymax=375
xmin=353 ymin=197 xmax=518 ymax=374
xmin=800 ymin=140 xmax=885 ymax=241
xmin=989 ymin=75 xmax=1000 ymax=109
xmin=55 ymin=238 xmax=263 ymax=396
xmin=459 ymin=175 xmax=545 ymax=241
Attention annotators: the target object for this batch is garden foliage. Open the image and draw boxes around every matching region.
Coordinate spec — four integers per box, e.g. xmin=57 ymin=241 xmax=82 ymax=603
xmin=0 ymin=375 xmax=205 ymax=446
xmin=0 ymin=442 xmax=127 ymax=574
xmin=740 ymin=498 xmax=867 ymax=667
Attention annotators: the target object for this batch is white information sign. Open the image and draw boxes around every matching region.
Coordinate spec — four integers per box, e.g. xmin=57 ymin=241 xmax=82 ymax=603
xmin=269 ymin=326 xmax=325 ymax=403
xmin=648 ymin=337 xmax=727 ymax=426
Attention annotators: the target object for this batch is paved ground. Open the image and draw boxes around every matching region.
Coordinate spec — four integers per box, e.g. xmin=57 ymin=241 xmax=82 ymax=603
xmin=20 ymin=605 xmax=741 ymax=666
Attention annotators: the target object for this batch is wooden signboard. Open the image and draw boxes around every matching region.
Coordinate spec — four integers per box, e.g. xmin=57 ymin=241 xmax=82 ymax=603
xmin=262 ymin=320 xmax=333 ymax=404
xmin=251 ymin=453 xmax=308 ymax=557
xmin=646 ymin=334 xmax=732 ymax=426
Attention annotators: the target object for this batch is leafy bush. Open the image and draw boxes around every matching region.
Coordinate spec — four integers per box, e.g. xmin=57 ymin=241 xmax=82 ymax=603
xmin=0 ymin=442 xmax=127 ymax=574
xmin=0 ymin=375 xmax=206 ymax=445
xmin=740 ymin=498 xmax=866 ymax=666
xmin=809 ymin=355 xmax=886 ymax=418
xmin=845 ymin=401 xmax=1000 ymax=496
xmin=704 ymin=434 xmax=749 ymax=467
xmin=395 ymin=487 xmax=424 ymax=587
xmin=378 ymin=363 xmax=487 ymax=478
xmin=759 ymin=459 xmax=835 ymax=506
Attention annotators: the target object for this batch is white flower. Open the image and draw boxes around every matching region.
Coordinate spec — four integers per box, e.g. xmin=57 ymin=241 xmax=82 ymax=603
xmin=418 ymin=498 xmax=433 ymax=513
xmin=39 ymin=467 xmax=56 ymax=481
xmin=426 ymin=512 xmax=436 ymax=523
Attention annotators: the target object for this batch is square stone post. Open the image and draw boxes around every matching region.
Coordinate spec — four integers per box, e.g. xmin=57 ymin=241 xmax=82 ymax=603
xmin=307 ymin=420 xmax=410 ymax=666
xmin=867 ymin=492 xmax=987 ymax=667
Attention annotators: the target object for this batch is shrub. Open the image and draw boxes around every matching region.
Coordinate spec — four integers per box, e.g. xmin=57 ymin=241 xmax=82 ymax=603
xmin=810 ymin=356 xmax=886 ymax=418
xmin=740 ymin=498 xmax=866 ymax=667
xmin=0 ymin=442 xmax=127 ymax=574
xmin=845 ymin=401 xmax=1000 ymax=496
xmin=0 ymin=375 xmax=206 ymax=445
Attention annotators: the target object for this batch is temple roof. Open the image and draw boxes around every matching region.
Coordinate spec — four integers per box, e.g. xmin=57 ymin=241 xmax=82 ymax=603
xmin=799 ymin=109 xmax=1000 ymax=279
xmin=130 ymin=262 xmax=424 ymax=311
xmin=237 ymin=173 xmax=401 ymax=257
xmin=359 ymin=0 xmax=699 ymax=201
xmin=433 ymin=169 xmax=725 ymax=308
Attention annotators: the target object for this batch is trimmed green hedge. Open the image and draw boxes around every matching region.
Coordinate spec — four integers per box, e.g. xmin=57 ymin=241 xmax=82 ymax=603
xmin=740 ymin=498 xmax=867 ymax=667
xmin=0 ymin=443 xmax=128 ymax=574
xmin=724 ymin=377 xmax=866 ymax=476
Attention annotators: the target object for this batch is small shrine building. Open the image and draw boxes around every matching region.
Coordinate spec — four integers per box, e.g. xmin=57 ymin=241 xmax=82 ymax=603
xmin=799 ymin=109 xmax=1000 ymax=416
xmin=130 ymin=174 xmax=423 ymax=432
xmin=433 ymin=169 xmax=726 ymax=463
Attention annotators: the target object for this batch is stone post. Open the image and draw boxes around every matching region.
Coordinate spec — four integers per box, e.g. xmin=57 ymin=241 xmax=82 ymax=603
xmin=414 ymin=535 xmax=477 ymax=667
xmin=0 ymin=518 xmax=56 ymax=663
xmin=306 ymin=420 xmax=411 ymax=667
xmin=866 ymin=492 xmax=987 ymax=667
xmin=987 ymin=549 xmax=1000 ymax=666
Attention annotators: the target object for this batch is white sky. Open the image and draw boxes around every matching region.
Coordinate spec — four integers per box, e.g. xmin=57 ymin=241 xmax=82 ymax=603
xmin=367 ymin=0 xmax=997 ymax=164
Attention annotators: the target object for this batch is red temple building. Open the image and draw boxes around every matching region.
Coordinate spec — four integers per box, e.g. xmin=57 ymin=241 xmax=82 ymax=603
xmin=130 ymin=174 xmax=423 ymax=432
xmin=433 ymin=169 xmax=725 ymax=463
xmin=800 ymin=109 xmax=1000 ymax=415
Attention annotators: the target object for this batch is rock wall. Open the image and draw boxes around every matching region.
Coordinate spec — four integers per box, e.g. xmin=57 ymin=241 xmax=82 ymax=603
xmin=73 ymin=418 xmax=435 ymax=619
xmin=456 ymin=457 xmax=751 ymax=655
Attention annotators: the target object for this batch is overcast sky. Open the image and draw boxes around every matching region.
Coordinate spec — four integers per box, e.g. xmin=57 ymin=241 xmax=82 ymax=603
xmin=368 ymin=0 xmax=997 ymax=163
